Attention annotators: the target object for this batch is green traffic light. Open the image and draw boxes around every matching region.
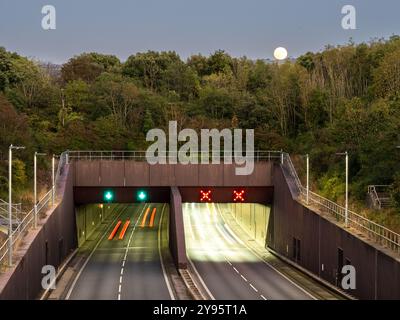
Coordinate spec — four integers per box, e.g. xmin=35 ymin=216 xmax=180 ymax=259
xmin=137 ymin=190 xmax=147 ymax=202
xmin=103 ymin=190 xmax=114 ymax=202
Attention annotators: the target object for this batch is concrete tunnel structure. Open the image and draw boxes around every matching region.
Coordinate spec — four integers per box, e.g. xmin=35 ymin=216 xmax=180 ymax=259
xmin=1 ymin=156 xmax=400 ymax=300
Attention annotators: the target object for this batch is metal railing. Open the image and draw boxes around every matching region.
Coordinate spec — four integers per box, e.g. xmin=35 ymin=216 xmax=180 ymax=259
xmin=0 ymin=153 xmax=68 ymax=268
xmin=282 ymin=153 xmax=400 ymax=255
xmin=368 ymin=185 xmax=392 ymax=210
xmin=0 ymin=199 xmax=22 ymax=219
xmin=65 ymin=150 xmax=284 ymax=162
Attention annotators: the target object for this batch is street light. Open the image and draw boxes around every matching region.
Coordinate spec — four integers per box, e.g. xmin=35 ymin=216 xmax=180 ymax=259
xmin=337 ymin=151 xmax=349 ymax=228
xmin=34 ymin=152 xmax=46 ymax=229
xmin=52 ymin=155 xmax=55 ymax=206
xmin=8 ymin=144 xmax=25 ymax=266
xmin=306 ymin=154 xmax=310 ymax=205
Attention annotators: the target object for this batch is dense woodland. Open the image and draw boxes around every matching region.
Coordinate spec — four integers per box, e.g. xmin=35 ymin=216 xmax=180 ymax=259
xmin=1 ymin=36 xmax=400 ymax=229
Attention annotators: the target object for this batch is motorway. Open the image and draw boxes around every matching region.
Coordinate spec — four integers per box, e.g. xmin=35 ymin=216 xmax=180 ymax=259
xmin=67 ymin=203 xmax=174 ymax=300
xmin=183 ymin=203 xmax=314 ymax=300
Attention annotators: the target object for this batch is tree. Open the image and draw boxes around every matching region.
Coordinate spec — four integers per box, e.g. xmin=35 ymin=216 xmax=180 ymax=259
xmin=64 ymin=80 xmax=91 ymax=113
xmin=61 ymin=54 xmax=103 ymax=83
xmin=373 ymin=48 xmax=400 ymax=98
xmin=94 ymin=73 xmax=139 ymax=128
xmin=123 ymin=51 xmax=182 ymax=91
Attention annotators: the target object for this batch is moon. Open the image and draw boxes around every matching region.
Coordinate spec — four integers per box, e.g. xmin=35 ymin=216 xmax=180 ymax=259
xmin=274 ymin=47 xmax=288 ymax=60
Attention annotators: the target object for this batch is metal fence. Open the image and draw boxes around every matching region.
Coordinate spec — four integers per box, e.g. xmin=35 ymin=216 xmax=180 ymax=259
xmin=282 ymin=153 xmax=400 ymax=255
xmin=0 ymin=153 xmax=69 ymax=268
xmin=65 ymin=150 xmax=284 ymax=162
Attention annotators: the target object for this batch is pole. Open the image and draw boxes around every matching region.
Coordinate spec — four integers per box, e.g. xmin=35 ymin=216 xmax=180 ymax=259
xmin=8 ymin=145 xmax=12 ymax=266
xmin=306 ymin=154 xmax=309 ymax=205
xmin=52 ymin=155 xmax=55 ymax=206
xmin=345 ymin=151 xmax=349 ymax=228
xmin=34 ymin=152 xmax=37 ymax=229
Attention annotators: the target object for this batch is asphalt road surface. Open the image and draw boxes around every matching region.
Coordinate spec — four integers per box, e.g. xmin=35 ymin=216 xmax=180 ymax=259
xmin=67 ymin=203 xmax=174 ymax=300
xmin=183 ymin=203 xmax=314 ymax=300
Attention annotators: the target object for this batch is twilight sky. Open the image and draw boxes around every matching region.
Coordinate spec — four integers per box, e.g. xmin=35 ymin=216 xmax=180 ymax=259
xmin=0 ymin=0 xmax=399 ymax=63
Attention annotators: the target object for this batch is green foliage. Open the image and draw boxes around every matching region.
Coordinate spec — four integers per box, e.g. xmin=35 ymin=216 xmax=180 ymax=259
xmin=390 ymin=173 xmax=400 ymax=213
xmin=12 ymin=159 xmax=27 ymax=191
xmin=318 ymin=174 xmax=345 ymax=202
xmin=1 ymin=37 xmax=400 ymax=224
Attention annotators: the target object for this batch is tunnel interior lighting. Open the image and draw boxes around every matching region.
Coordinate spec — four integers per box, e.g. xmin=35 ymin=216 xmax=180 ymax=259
xmin=200 ymin=190 xmax=212 ymax=202
xmin=233 ymin=189 xmax=245 ymax=202
xmin=137 ymin=190 xmax=148 ymax=202
xmin=103 ymin=190 xmax=114 ymax=203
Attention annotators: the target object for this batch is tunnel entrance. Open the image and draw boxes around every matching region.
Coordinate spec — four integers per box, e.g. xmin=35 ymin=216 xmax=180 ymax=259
xmin=182 ymin=203 xmax=271 ymax=252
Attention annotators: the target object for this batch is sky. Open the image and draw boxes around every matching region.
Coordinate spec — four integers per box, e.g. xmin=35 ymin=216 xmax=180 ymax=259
xmin=0 ymin=0 xmax=399 ymax=64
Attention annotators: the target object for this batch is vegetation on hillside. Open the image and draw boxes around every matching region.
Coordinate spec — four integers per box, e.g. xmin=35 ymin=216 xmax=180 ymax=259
xmin=1 ymin=37 xmax=400 ymax=229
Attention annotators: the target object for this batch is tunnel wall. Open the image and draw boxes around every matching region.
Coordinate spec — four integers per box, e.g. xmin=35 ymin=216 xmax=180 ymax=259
xmin=0 ymin=164 xmax=77 ymax=300
xmin=75 ymin=204 xmax=119 ymax=246
xmin=169 ymin=187 xmax=187 ymax=269
xmin=271 ymin=163 xmax=400 ymax=300
xmin=228 ymin=203 xmax=271 ymax=247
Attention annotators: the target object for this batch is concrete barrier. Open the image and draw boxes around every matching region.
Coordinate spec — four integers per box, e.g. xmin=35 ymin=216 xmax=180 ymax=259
xmin=169 ymin=187 xmax=187 ymax=269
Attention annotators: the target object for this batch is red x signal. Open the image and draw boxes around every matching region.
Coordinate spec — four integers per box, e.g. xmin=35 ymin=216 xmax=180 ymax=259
xmin=233 ymin=190 xmax=245 ymax=202
xmin=200 ymin=190 xmax=212 ymax=202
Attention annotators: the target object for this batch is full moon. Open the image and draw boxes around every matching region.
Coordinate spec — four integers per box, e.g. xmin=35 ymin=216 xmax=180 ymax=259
xmin=274 ymin=47 xmax=288 ymax=60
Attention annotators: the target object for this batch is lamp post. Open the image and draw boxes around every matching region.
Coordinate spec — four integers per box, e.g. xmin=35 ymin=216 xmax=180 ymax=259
xmin=52 ymin=155 xmax=55 ymax=206
xmin=306 ymin=154 xmax=310 ymax=205
xmin=337 ymin=151 xmax=349 ymax=227
xmin=8 ymin=144 xmax=25 ymax=266
xmin=34 ymin=152 xmax=46 ymax=229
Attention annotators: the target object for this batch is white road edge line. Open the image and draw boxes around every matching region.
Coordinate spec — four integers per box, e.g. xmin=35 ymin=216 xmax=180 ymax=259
xmin=216 ymin=203 xmax=318 ymax=301
xmin=158 ymin=203 xmax=176 ymax=300
xmin=223 ymin=222 xmax=244 ymax=245
xmin=188 ymin=257 xmax=215 ymax=300
xmin=215 ymin=223 xmax=234 ymax=245
xmin=65 ymin=205 xmax=127 ymax=300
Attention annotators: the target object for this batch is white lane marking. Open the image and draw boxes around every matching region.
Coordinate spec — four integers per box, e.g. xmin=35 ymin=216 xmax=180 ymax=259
xmin=250 ymin=284 xmax=258 ymax=292
xmin=233 ymin=267 xmax=239 ymax=274
xmin=120 ymin=269 xmax=124 ymax=275
xmin=117 ymin=293 xmax=121 ymax=300
xmin=118 ymin=204 xmax=148 ymax=300
xmin=215 ymin=203 xmax=317 ymax=300
xmin=240 ymin=275 xmax=248 ymax=282
xmin=65 ymin=205 xmax=127 ymax=300
xmin=261 ymin=294 xmax=267 ymax=300
xmin=158 ymin=204 xmax=176 ymax=300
